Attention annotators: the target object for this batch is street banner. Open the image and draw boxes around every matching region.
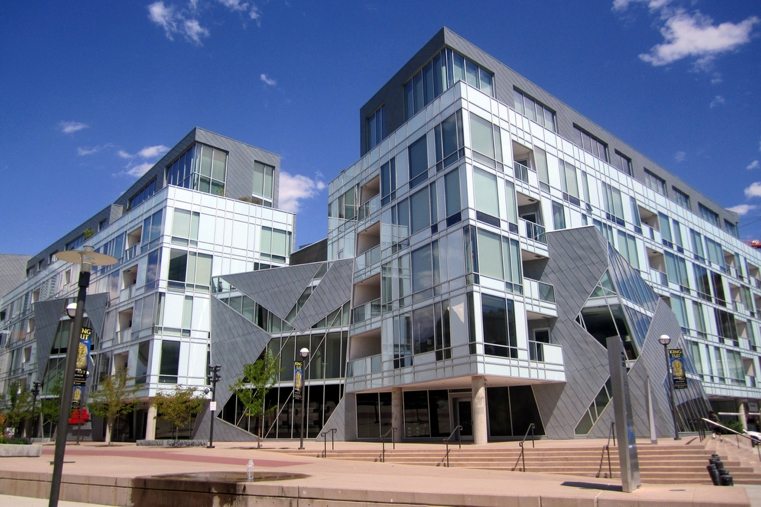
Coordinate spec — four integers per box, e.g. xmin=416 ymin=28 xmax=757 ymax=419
xmin=669 ymin=348 xmax=687 ymax=389
xmin=294 ymin=361 xmax=303 ymax=400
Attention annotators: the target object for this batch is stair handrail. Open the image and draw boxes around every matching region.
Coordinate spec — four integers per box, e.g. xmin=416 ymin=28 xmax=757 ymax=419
xmin=596 ymin=421 xmax=615 ymax=478
xmin=380 ymin=426 xmax=396 ymax=463
xmin=513 ymin=423 xmax=536 ymax=472
xmin=702 ymin=417 xmax=761 ymax=461
xmin=321 ymin=427 xmax=337 ymax=458
xmin=442 ymin=425 xmax=463 ymax=468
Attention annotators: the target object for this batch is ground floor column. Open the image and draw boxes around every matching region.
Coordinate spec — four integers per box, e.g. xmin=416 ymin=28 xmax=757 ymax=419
xmin=739 ymin=400 xmax=747 ymax=431
xmin=471 ymin=376 xmax=487 ymax=445
xmin=145 ymin=401 xmax=157 ymax=440
xmin=391 ymin=388 xmax=403 ymax=442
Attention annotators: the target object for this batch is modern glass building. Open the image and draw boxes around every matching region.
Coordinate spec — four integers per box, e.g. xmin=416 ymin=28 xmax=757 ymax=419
xmin=0 ymin=127 xmax=294 ymax=440
xmin=322 ymin=28 xmax=759 ymax=442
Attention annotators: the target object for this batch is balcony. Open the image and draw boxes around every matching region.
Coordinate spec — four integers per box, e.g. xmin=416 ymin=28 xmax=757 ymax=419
xmin=514 ymin=161 xmax=531 ymax=184
xmin=519 ymin=218 xmax=546 ymax=244
xmin=524 ymin=278 xmax=555 ymax=303
xmin=358 ymin=194 xmax=381 ymax=221
xmin=351 ymin=298 xmax=381 ymax=324
xmin=355 ymin=244 xmax=381 ymax=272
xmin=348 ymin=353 xmax=382 ymax=377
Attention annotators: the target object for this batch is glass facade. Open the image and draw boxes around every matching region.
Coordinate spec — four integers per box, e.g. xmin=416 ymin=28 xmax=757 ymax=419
xmin=166 ymin=143 xmax=227 ymax=196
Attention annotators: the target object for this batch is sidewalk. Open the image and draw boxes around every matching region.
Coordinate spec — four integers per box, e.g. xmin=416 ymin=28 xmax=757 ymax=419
xmin=0 ymin=438 xmax=754 ymax=506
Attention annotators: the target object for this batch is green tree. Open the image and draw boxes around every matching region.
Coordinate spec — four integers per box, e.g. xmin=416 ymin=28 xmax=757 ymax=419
xmin=88 ymin=370 xmax=138 ymax=445
xmin=3 ymin=382 xmax=32 ymax=437
xmin=40 ymin=372 xmax=64 ymax=439
xmin=231 ymin=350 xmax=280 ymax=440
xmin=154 ymin=386 xmax=204 ymax=441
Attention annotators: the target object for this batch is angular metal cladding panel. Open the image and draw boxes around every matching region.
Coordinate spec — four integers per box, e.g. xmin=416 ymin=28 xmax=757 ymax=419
xmin=223 ymin=263 xmax=322 ymax=321
xmin=209 ymin=297 xmax=273 ymax=409
xmin=33 ymin=298 xmax=69 ymax=378
xmin=534 ymin=227 xmax=611 ymax=438
xmin=290 ymin=260 xmax=353 ymax=332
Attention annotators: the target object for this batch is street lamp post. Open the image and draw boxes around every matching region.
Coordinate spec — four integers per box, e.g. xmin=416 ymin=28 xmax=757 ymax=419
xmin=207 ymin=365 xmax=221 ymax=448
xmin=49 ymin=246 xmax=116 ymax=507
xmin=298 ymin=347 xmax=309 ymax=450
xmin=31 ymin=381 xmax=41 ymax=439
xmin=658 ymin=334 xmax=681 ymax=440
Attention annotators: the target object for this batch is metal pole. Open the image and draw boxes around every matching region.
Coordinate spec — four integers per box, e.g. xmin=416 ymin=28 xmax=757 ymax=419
xmin=208 ymin=365 xmax=219 ymax=448
xmin=31 ymin=382 xmax=40 ymax=439
xmin=299 ymin=357 xmax=308 ymax=450
xmin=49 ymin=269 xmax=90 ymax=507
xmin=663 ymin=344 xmax=680 ymax=440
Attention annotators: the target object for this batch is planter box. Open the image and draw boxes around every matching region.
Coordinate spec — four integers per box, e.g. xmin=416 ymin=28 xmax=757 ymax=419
xmin=0 ymin=444 xmax=42 ymax=457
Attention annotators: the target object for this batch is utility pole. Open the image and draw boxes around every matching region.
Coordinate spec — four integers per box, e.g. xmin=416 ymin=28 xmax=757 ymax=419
xmin=208 ymin=365 xmax=221 ymax=448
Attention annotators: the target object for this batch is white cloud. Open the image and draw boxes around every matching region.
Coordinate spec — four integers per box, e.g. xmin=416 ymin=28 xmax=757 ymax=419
xmin=117 ymin=149 xmax=133 ymax=159
xmin=674 ymin=150 xmax=686 ymax=163
xmin=148 ymin=2 xmax=209 ymax=45
xmin=612 ymin=0 xmax=670 ymax=12
xmin=58 ymin=121 xmax=89 ymax=134
xmin=709 ymin=95 xmax=726 ymax=108
xmin=125 ymin=162 xmax=156 ymax=178
xmin=744 ymin=182 xmax=761 ymax=199
xmin=747 ymin=160 xmax=760 ymax=171
xmin=728 ymin=204 xmax=757 ymax=216
xmin=639 ymin=10 xmax=759 ymax=67
xmin=260 ymin=73 xmax=277 ymax=87
xmin=77 ymin=146 xmax=99 ymax=156
xmin=183 ymin=19 xmax=209 ymax=45
xmin=278 ymin=172 xmax=327 ymax=213
xmin=217 ymin=0 xmax=260 ymax=21
xmin=148 ymin=1 xmax=177 ymax=40
xmin=137 ymin=145 xmax=169 ymax=158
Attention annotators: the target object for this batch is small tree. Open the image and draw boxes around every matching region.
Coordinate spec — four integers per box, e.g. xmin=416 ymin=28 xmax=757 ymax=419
xmin=40 ymin=373 xmax=63 ymax=439
xmin=231 ymin=350 xmax=280 ymax=440
xmin=154 ymin=386 xmax=204 ymax=441
xmin=89 ymin=370 xmax=138 ymax=445
xmin=3 ymin=382 xmax=32 ymax=437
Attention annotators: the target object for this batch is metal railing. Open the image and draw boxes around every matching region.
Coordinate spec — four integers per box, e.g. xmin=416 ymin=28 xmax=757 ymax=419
xmin=321 ymin=428 xmax=337 ymax=458
xmin=703 ymin=418 xmax=761 ymax=461
xmin=514 ymin=161 xmax=531 ymax=183
xmin=520 ymin=219 xmax=546 ymax=244
xmin=596 ymin=422 xmax=616 ymax=478
xmin=513 ymin=423 xmax=535 ymax=472
xmin=351 ymin=298 xmax=382 ymax=324
xmin=380 ymin=426 xmax=396 ymax=463
xmin=442 ymin=425 xmax=462 ymax=467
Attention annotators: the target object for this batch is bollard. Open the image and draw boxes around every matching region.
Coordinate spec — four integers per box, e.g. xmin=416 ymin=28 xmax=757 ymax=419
xmin=247 ymin=459 xmax=254 ymax=481
xmin=706 ymin=464 xmax=720 ymax=486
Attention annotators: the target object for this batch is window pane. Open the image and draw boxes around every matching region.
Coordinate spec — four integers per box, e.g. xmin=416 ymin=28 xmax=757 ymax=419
xmin=413 ymin=305 xmax=435 ymax=354
xmin=159 ymin=340 xmax=180 ymax=383
xmin=194 ymin=254 xmax=212 ymax=286
xmin=473 ymin=169 xmax=499 ymax=218
xmin=477 ymin=229 xmax=503 ymax=280
xmin=408 ymin=136 xmax=428 ymax=188
xmin=470 ymin=114 xmax=494 ymax=159
xmin=168 ymin=250 xmax=187 ymax=282
xmin=410 ymin=188 xmax=430 ymax=233
xmin=444 ymin=169 xmax=460 ymax=217
xmin=411 ymin=245 xmax=433 ymax=293
xmin=504 ymin=181 xmax=517 ymax=224
xmin=172 ymin=209 xmax=190 ymax=238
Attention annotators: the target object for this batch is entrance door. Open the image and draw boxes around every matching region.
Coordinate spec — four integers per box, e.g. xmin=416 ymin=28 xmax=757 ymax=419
xmin=456 ymin=399 xmax=473 ymax=437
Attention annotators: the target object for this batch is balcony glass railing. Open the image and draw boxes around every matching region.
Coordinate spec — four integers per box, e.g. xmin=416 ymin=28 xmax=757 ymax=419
xmin=358 ymin=195 xmax=381 ymax=221
xmin=520 ymin=218 xmax=546 ymax=244
xmin=513 ymin=161 xmax=531 ymax=183
xmin=351 ymin=298 xmax=382 ymax=324
xmin=347 ymin=353 xmax=382 ymax=377
xmin=524 ymin=278 xmax=555 ymax=303
xmin=355 ymin=244 xmax=381 ymax=271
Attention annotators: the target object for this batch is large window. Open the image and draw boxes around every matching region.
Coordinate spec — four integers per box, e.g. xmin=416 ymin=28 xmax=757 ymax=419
xmin=444 ymin=168 xmax=461 ymax=220
xmin=166 ymin=143 xmax=227 ymax=196
xmin=575 ymin=125 xmax=608 ymax=162
xmin=260 ymin=227 xmax=291 ymax=262
xmin=474 ymin=228 xmax=522 ymax=291
xmin=513 ymin=88 xmax=556 ymax=132
xmin=168 ymin=249 xmax=213 ymax=289
xmin=252 ymin=161 xmax=275 ymax=207
xmin=329 ymin=186 xmax=357 ymax=220
xmin=559 ymin=160 xmax=579 ymax=204
xmin=616 ymin=231 xmax=639 ymax=270
xmin=672 ymin=186 xmax=690 ymax=208
xmin=469 ymin=113 xmax=502 ymax=167
xmin=473 ymin=168 xmax=499 ymax=223
xmin=408 ymin=135 xmax=428 ymax=189
xmin=481 ymin=294 xmax=518 ymax=358
xmin=159 ymin=340 xmax=180 ymax=383
xmin=699 ymin=203 xmax=720 ymax=226
xmin=366 ymin=106 xmax=384 ymax=150
xmin=612 ymin=150 xmax=633 ymax=176
xmin=404 ymin=48 xmax=494 ymax=120
xmin=171 ymin=209 xmax=200 ymax=246
xmin=644 ymin=169 xmax=666 ymax=196
xmin=411 ymin=242 xmax=437 ymax=299
xmin=410 ymin=188 xmax=431 ymax=234
xmin=128 ymin=178 xmax=157 ymax=210
xmin=602 ymin=182 xmax=624 ymax=224
xmin=380 ymin=158 xmax=396 ymax=206
xmin=552 ymin=201 xmax=566 ymax=230
xmin=434 ymin=110 xmax=464 ymax=170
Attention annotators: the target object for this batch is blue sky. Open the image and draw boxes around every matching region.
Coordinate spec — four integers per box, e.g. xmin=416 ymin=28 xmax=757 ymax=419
xmin=0 ymin=0 xmax=759 ymax=255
